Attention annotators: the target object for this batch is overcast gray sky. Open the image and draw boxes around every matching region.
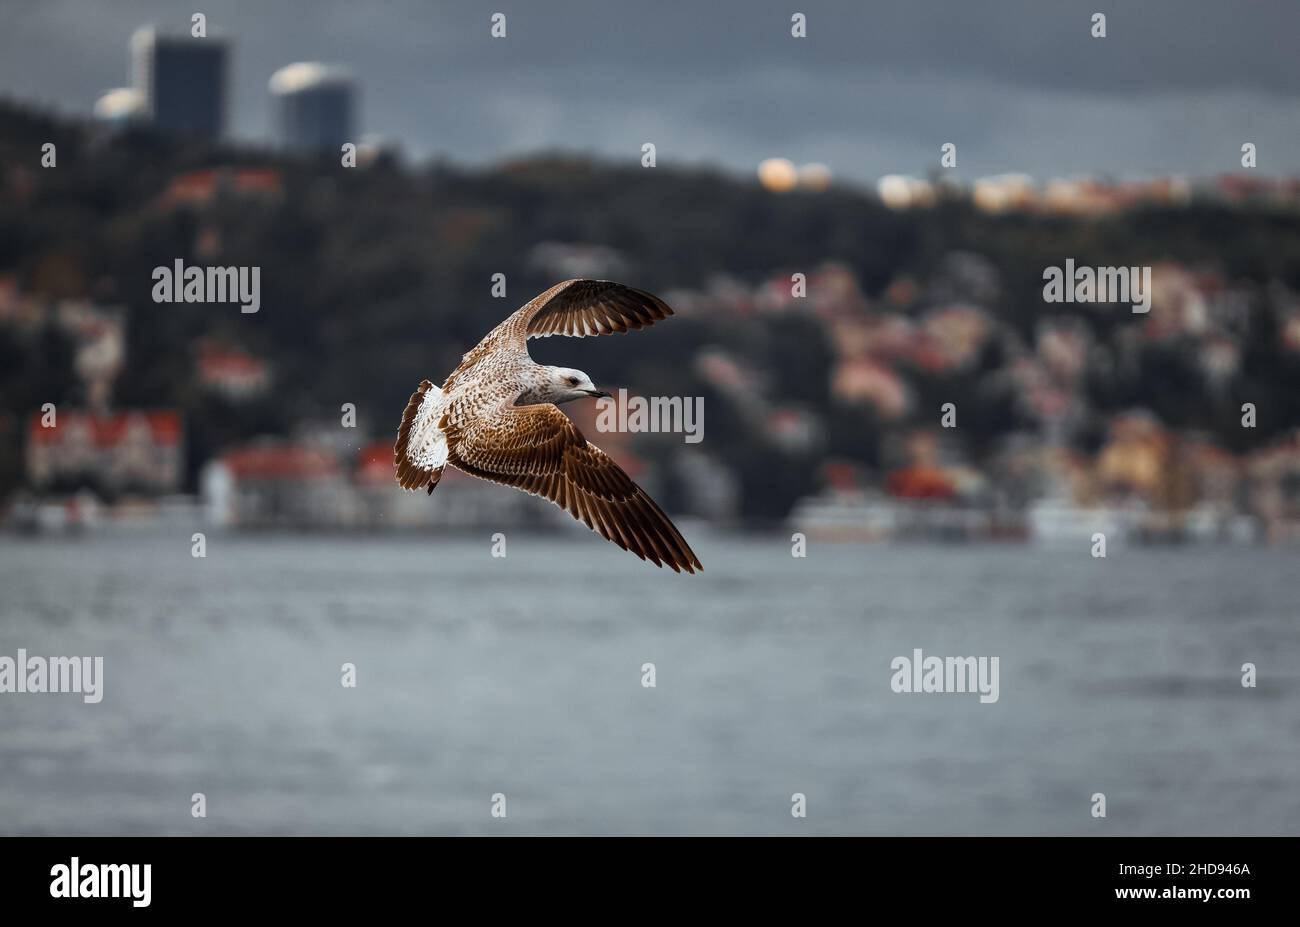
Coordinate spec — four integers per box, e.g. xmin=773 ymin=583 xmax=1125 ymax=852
xmin=1 ymin=0 xmax=1296 ymax=182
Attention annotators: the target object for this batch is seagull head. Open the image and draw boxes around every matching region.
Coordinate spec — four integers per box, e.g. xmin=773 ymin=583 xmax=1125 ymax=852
xmin=548 ymin=366 xmax=611 ymax=404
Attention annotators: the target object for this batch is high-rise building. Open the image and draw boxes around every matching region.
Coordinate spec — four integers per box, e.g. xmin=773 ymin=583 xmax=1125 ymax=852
xmin=131 ymin=27 xmax=228 ymax=138
xmin=269 ymin=63 xmax=355 ymax=152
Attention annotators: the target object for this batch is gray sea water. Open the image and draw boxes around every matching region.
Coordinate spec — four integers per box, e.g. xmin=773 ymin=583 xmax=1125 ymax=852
xmin=0 ymin=532 xmax=1297 ymax=835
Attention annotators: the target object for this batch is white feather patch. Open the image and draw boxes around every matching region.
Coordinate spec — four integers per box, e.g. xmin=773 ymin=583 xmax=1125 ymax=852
xmin=406 ymin=384 xmax=448 ymax=469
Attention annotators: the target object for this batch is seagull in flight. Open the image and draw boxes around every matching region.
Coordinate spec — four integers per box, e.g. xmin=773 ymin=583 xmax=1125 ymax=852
xmin=394 ymin=279 xmax=703 ymax=573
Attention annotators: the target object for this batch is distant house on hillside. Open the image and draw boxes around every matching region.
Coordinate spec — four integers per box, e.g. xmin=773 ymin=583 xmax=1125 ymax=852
xmin=157 ymin=166 xmax=284 ymax=211
xmin=196 ymin=339 xmax=270 ymax=400
xmin=27 ymin=410 xmax=183 ymax=495
xmin=752 ymin=262 xmax=864 ymax=318
xmin=55 ymin=300 xmax=126 ymax=410
xmin=201 ymin=441 xmax=349 ymax=528
xmin=831 ymin=357 xmax=911 ymax=419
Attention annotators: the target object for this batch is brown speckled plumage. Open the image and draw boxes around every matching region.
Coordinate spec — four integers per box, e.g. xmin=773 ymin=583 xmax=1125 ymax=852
xmin=394 ymin=279 xmax=701 ymax=573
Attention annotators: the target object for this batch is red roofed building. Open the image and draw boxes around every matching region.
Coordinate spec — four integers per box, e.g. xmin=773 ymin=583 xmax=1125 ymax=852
xmin=219 ymin=444 xmax=338 ymax=481
xmin=27 ymin=410 xmax=183 ymax=494
xmin=886 ymin=465 xmax=957 ymax=500
xmin=158 ymin=167 xmax=285 ymax=212
xmin=202 ymin=440 xmax=350 ymax=527
xmin=832 ymin=357 xmax=911 ymax=419
xmin=196 ymin=339 xmax=270 ymax=399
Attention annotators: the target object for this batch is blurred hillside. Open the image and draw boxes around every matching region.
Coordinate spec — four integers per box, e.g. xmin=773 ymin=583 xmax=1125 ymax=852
xmin=3 ymin=100 xmax=1300 ymax=534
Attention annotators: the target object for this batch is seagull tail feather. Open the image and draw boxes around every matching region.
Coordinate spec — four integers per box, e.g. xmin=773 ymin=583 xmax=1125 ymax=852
xmin=394 ymin=379 xmax=447 ymax=493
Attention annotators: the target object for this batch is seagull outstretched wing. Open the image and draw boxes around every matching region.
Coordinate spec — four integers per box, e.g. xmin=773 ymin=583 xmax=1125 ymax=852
xmin=445 ymin=402 xmax=702 ymax=573
xmin=511 ymin=279 xmax=675 ymax=341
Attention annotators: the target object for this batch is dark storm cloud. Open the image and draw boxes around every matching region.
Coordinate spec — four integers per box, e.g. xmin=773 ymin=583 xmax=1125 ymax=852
xmin=1 ymin=0 xmax=1296 ymax=180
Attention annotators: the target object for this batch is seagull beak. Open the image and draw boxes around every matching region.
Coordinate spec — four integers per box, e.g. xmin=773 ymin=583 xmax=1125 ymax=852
xmin=587 ymin=389 xmax=612 ymax=399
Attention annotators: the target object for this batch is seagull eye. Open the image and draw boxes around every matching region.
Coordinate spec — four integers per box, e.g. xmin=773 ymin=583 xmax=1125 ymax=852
xmin=566 ymin=377 xmax=579 ymax=386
